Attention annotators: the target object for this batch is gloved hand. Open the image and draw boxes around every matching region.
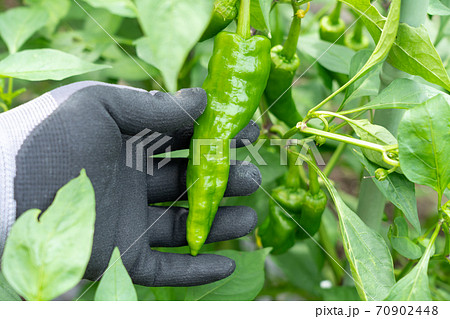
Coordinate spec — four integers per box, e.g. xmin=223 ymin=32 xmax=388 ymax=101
xmin=0 ymin=81 xmax=261 ymax=287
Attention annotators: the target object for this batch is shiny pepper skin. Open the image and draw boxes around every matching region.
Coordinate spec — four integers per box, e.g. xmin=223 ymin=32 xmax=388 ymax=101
xmin=263 ymin=45 xmax=303 ymax=127
xmin=296 ymin=189 xmax=327 ymax=240
xmin=259 ymin=201 xmax=298 ymax=255
xmin=186 ymin=31 xmax=271 ymax=256
xmin=260 ymin=185 xmax=305 ymax=255
xmin=200 ymin=0 xmax=238 ymax=42
xmin=319 ymin=15 xmax=346 ymax=45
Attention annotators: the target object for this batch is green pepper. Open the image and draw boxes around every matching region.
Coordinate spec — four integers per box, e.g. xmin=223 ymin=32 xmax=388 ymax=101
xmin=259 ymin=200 xmax=298 ymax=255
xmin=259 ymin=150 xmax=306 ymax=254
xmin=200 ymin=0 xmax=238 ymax=42
xmin=272 ymin=184 xmax=306 ymax=216
xmin=263 ymin=2 xmax=309 ymax=127
xmin=186 ymin=0 xmax=271 ymax=256
xmin=319 ymin=2 xmax=346 ymax=45
xmin=296 ymin=189 xmax=327 ymax=239
xmin=344 ymin=19 xmax=369 ymax=51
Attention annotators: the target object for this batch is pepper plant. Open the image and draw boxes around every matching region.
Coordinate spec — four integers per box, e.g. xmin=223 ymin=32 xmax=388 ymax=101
xmin=0 ymin=0 xmax=449 ymax=301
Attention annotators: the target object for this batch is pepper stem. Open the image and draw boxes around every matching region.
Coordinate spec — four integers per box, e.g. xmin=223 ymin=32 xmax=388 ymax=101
xmin=280 ymin=1 xmax=308 ymax=60
xmin=308 ymin=149 xmax=321 ymax=195
xmin=329 ymin=1 xmax=342 ymax=25
xmin=286 ymin=147 xmax=302 ymax=188
xmin=352 ymin=18 xmax=363 ymax=43
xmin=237 ymin=0 xmax=251 ymax=39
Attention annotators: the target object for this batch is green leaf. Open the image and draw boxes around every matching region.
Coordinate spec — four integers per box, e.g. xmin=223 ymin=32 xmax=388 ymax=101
xmin=185 ymin=249 xmax=270 ymax=301
xmin=388 ymin=217 xmax=422 ymax=260
xmin=250 ymin=0 xmax=272 ymax=32
xmin=342 ymin=78 xmax=449 ymax=114
xmin=25 ymin=0 xmax=70 ymax=35
xmin=1 ymin=170 xmax=96 ymax=301
xmin=347 ymin=119 xmax=398 ymax=170
xmin=135 ymin=0 xmax=214 ymax=92
xmin=354 ymin=150 xmax=419 ymax=232
xmin=322 ymin=286 xmax=361 ymax=301
xmin=300 ymin=155 xmax=395 ymax=301
xmin=308 ymin=0 xmax=400 ymax=114
xmin=94 ymin=247 xmax=137 ymax=301
xmin=341 ymin=0 xmax=450 ymax=90
xmin=388 ymin=24 xmax=450 ymax=91
xmin=135 ymin=286 xmax=187 ymax=301
xmin=300 ymin=37 xmax=356 ymax=74
xmin=343 ymin=49 xmax=382 ymax=105
xmin=0 ymin=272 xmax=21 ymax=301
xmin=81 ymin=0 xmax=137 ymax=17
xmin=271 ymin=240 xmax=324 ymax=298
xmin=429 ymin=0 xmax=450 ymax=16
xmin=0 ymin=49 xmax=110 ymax=81
xmin=385 ymin=224 xmax=440 ymax=301
xmin=0 ymin=7 xmax=48 ymax=54
xmin=398 ymin=95 xmax=450 ymax=195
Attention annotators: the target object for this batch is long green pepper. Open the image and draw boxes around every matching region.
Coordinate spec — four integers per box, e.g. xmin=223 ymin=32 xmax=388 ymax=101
xmin=186 ymin=0 xmax=271 ymax=256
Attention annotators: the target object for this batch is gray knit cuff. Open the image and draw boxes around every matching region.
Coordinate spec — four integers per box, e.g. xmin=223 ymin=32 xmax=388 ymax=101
xmin=0 ymin=93 xmax=59 ymax=256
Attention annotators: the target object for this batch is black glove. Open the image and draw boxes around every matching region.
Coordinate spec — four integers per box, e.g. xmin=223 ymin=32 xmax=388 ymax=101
xmin=0 ymin=81 xmax=261 ymax=286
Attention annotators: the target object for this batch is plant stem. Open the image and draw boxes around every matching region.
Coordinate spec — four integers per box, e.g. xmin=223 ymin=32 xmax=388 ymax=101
xmin=237 ymin=0 xmax=251 ymax=39
xmin=300 ymin=126 xmax=390 ymax=154
xmin=356 ymin=0 xmax=430 ymax=229
xmin=323 ymin=143 xmax=347 ymax=177
xmin=319 ymin=222 xmax=344 ymax=284
xmin=329 ymin=1 xmax=342 ymax=25
xmin=259 ymin=96 xmax=273 ymax=131
xmin=286 ymin=147 xmax=302 ymax=188
xmin=352 ymin=18 xmax=363 ymax=43
xmin=308 ymin=150 xmax=320 ymax=194
xmin=0 ymin=101 xmax=8 ymax=112
xmin=280 ymin=1 xmax=303 ymax=60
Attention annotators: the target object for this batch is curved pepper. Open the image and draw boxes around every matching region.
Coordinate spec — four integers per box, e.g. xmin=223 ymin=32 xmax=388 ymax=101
xmin=263 ymin=45 xmax=303 ymax=127
xmin=200 ymin=0 xmax=238 ymax=42
xmin=186 ymin=30 xmax=271 ymax=256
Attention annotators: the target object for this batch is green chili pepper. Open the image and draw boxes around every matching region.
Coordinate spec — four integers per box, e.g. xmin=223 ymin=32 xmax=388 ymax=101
xmin=186 ymin=0 xmax=271 ymax=256
xmin=296 ymin=189 xmax=327 ymax=239
xmin=200 ymin=0 xmax=238 ymax=42
xmin=319 ymin=2 xmax=346 ymax=45
xmin=264 ymin=46 xmax=302 ymax=127
xmin=259 ymin=150 xmax=307 ymax=254
xmin=344 ymin=19 xmax=369 ymax=51
xmin=263 ymin=2 xmax=309 ymax=127
xmin=272 ymin=185 xmax=306 ymax=216
xmin=259 ymin=200 xmax=298 ymax=255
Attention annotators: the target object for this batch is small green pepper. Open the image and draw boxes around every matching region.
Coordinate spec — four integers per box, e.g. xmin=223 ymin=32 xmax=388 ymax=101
xmin=263 ymin=2 xmax=309 ymax=127
xmin=187 ymin=0 xmax=271 ymax=256
xmin=296 ymin=189 xmax=327 ymax=239
xmin=319 ymin=2 xmax=346 ymax=45
xmin=200 ymin=0 xmax=238 ymax=42
xmin=264 ymin=45 xmax=302 ymax=127
xmin=259 ymin=200 xmax=298 ymax=255
xmin=259 ymin=150 xmax=306 ymax=254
